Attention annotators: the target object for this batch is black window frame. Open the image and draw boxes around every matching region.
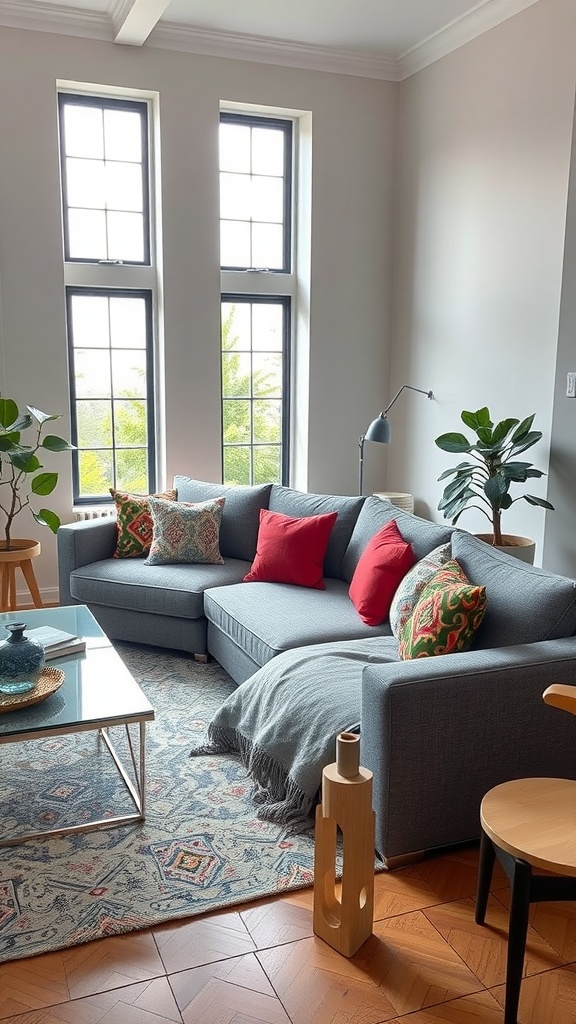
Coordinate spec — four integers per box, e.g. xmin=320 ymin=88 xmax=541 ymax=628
xmin=58 ymin=92 xmax=151 ymax=267
xmin=221 ymin=292 xmax=291 ymax=486
xmin=66 ymin=285 xmax=156 ymax=504
xmin=219 ymin=112 xmax=293 ymax=274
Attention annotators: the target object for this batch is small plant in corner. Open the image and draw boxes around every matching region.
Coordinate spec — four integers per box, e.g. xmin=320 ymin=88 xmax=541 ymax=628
xmin=435 ymin=407 xmax=554 ymax=547
xmin=0 ymin=396 xmax=75 ymax=549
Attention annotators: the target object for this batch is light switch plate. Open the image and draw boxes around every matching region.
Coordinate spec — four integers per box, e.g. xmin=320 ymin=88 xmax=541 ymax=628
xmin=567 ymin=372 xmax=576 ymax=398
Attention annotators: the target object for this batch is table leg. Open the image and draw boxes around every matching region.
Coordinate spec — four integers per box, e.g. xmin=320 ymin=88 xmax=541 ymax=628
xmin=0 ymin=563 xmax=8 ymax=610
xmin=20 ymin=559 xmax=43 ymax=608
xmin=505 ymin=857 xmax=532 ymax=1024
xmin=475 ymin=828 xmax=495 ymax=924
xmin=8 ymin=565 xmax=16 ymax=610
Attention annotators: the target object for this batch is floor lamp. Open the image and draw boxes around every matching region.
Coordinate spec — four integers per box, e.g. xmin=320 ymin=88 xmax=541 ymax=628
xmin=358 ymin=385 xmax=433 ymax=495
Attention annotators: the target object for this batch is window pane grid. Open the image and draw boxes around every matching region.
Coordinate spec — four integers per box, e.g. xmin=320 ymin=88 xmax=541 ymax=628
xmin=60 ymin=93 xmax=150 ymax=265
xmin=219 ymin=114 xmax=291 ymax=272
xmin=67 ymin=288 xmax=155 ymax=501
xmin=221 ymin=294 xmax=289 ymax=486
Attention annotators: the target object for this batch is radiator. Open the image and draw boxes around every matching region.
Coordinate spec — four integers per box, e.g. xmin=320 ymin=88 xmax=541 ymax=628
xmin=73 ymin=507 xmax=116 ymax=522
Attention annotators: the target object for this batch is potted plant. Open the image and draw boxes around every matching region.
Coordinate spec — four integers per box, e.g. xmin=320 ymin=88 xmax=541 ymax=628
xmin=0 ymin=396 xmax=74 ymax=550
xmin=435 ymin=407 xmax=554 ymax=562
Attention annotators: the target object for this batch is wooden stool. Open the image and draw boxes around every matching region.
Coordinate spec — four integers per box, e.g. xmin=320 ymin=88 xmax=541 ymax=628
xmin=313 ymin=732 xmax=375 ymax=957
xmin=475 ymin=684 xmax=576 ymax=1024
xmin=0 ymin=540 xmax=43 ymax=611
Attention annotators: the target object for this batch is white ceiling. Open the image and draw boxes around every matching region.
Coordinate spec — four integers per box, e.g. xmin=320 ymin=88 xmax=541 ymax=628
xmin=0 ymin=0 xmax=542 ymax=79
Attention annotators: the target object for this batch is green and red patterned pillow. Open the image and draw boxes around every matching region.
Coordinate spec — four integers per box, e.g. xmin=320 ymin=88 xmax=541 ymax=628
xmin=110 ymin=488 xmax=177 ymax=558
xmin=399 ymin=559 xmax=487 ymax=660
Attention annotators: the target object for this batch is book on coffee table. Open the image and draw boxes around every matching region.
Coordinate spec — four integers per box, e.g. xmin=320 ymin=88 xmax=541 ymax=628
xmin=25 ymin=625 xmax=86 ymax=660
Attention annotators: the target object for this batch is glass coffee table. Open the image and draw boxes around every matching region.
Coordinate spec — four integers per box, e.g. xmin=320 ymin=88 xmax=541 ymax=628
xmin=0 ymin=604 xmax=154 ymax=847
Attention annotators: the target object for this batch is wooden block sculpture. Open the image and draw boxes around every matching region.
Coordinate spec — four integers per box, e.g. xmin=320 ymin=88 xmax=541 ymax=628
xmin=313 ymin=732 xmax=375 ymax=957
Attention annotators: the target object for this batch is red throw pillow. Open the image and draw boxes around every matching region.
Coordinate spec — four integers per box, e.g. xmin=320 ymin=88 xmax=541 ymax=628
xmin=349 ymin=519 xmax=416 ymax=626
xmin=243 ymin=508 xmax=338 ymax=590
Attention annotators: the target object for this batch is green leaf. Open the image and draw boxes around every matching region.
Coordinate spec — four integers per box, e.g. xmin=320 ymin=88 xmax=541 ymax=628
xmin=0 ymin=435 xmax=22 ymax=452
xmin=32 ymin=508 xmax=60 ymax=533
xmin=438 ymin=487 xmax=476 ymax=518
xmin=435 ymin=432 xmax=473 ymax=453
xmin=41 ymin=435 xmax=76 ymax=452
xmin=441 ymin=476 xmax=477 ymax=501
xmin=511 ymin=415 xmax=535 ymax=442
xmin=27 ymin=406 xmax=61 ymax=425
xmin=491 ymin=418 xmax=520 ymax=446
xmin=0 ymin=398 xmax=19 ymax=429
xmin=7 ymin=414 xmax=32 ymax=433
xmin=484 ymin=475 xmax=509 ymax=507
xmin=31 ymin=472 xmax=58 ymax=496
xmin=524 ymin=495 xmax=555 ymax=510
xmin=461 ymin=407 xmax=491 ymax=432
xmin=476 ymin=426 xmax=495 ymax=446
xmin=437 ymin=462 xmax=476 ymax=482
xmin=508 ymin=431 xmax=543 ymax=457
xmin=500 ymin=493 xmax=513 ymax=509
xmin=10 ymin=452 xmax=41 ymax=472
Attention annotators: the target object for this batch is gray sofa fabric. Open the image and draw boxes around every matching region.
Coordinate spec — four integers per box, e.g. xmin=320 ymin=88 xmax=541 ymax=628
xmin=451 ymin=530 xmax=576 ymax=648
xmin=204 ymin=578 xmax=392 ymax=666
xmin=70 ymin=557 xmax=251 ymax=619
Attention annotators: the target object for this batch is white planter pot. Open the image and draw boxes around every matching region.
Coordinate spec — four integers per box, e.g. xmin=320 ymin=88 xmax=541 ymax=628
xmin=475 ymin=534 xmax=536 ymax=565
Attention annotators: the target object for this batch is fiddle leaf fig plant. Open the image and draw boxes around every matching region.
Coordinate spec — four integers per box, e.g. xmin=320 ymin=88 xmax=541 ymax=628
xmin=435 ymin=407 xmax=554 ymax=547
xmin=0 ymin=396 xmax=75 ymax=549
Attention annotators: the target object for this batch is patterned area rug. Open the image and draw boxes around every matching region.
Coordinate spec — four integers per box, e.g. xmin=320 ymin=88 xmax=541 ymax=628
xmin=0 ymin=643 xmax=316 ymax=963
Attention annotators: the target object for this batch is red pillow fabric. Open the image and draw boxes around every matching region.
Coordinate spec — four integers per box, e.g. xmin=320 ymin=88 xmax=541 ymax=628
xmin=349 ymin=519 xmax=416 ymax=626
xmin=243 ymin=508 xmax=338 ymax=590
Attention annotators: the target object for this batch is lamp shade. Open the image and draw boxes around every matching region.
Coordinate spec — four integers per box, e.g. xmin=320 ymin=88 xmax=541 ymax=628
xmin=364 ymin=414 xmax=391 ymax=444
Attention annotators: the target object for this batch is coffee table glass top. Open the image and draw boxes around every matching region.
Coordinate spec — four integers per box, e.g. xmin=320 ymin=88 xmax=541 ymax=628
xmin=0 ymin=605 xmax=154 ymax=738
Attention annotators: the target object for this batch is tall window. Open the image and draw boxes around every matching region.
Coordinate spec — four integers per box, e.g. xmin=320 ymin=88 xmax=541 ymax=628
xmin=58 ymin=91 xmax=156 ymax=502
xmin=220 ymin=112 xmax=293 ymax=485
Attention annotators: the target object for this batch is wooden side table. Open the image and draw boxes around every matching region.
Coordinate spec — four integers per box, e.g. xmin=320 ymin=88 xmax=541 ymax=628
xmin=0 ymin=539 xmax=43 ymax=612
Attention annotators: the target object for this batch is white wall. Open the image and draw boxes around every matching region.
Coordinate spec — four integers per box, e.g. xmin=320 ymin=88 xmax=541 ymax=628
xmin=389 ymin=0 xmax=576 ymax=564
xmin=0 ymin=26 xmax=396 ymax=600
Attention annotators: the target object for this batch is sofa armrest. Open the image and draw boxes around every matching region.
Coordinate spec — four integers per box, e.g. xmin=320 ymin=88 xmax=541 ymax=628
xmin=361 ymin=639 xmax=576 ymax=862
xmin=57 ymin=519 xmax=118 ymax=606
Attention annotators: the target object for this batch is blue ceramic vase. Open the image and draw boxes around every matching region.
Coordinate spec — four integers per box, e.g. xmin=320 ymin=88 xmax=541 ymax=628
xmin=0 ymin=622 xmax=45 ymax=695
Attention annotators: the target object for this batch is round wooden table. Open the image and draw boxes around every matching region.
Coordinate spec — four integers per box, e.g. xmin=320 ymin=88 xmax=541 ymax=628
xmin=476 ymin=777 xmax=576 ymax=1023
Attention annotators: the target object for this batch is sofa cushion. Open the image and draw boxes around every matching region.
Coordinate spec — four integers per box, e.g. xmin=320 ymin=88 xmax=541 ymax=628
xmin=267 ymin=485 xmax=364 ymax=580
xmin=204 ymin=578 xmax=393 ymax=667
xmin=389 ymin=542 xmax=452 ymax=639
xmin=70 ymin=557 xmax=251 ymax=619
xmin=244 ymin=508 xmax=338 ymax=589
xmin=341 ymin=496 xmax=454 ymax=582
xmin=174 ymin=477 xmax=272 ymax=561
xmin=349 ymin=520 xmax=416 ymax=626
xmin=399 ymin=560 xmax=487 ymax=659
xmin=145 ymin=496 xmax=225 ymax=566
xmin=110 ymin=487 xmax=177 ymax=558
xmin=451 ymin=530 xmax=576 ymax=647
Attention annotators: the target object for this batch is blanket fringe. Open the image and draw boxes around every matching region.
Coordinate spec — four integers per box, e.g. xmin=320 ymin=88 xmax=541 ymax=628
xmin=190 ymin=725 xmax=316 ymax=831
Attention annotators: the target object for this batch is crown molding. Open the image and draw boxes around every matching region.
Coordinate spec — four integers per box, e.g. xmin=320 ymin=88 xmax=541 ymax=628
xmin=0 ymin=0 xmax=112 ymax=40
xmin=398 ymin=0 xmax=543 ymax=80
xmin=0 ymin=0 xmax=544 ymax=81
xmin=148 ymin=22 xmax=401 ymax=80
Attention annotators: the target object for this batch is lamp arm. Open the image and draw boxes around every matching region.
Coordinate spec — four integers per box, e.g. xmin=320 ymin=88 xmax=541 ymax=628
xmin=382 ymin=384 xmax=433 ymax=417
xmin=358 ymin=435 xmax=365 ymax=496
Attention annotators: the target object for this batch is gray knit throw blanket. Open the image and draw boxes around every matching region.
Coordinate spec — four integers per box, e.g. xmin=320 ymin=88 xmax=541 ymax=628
xmin=190 ymin=637 xmax=399 ymax=831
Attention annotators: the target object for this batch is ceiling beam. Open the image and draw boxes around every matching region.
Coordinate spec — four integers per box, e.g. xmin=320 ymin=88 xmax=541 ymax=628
xmin=112 ymin=0 xmax=171 ymax=46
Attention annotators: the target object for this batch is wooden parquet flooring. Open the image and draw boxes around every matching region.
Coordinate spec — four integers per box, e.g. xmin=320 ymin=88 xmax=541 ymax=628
xmin=1 ymin=843 xmax=575 ymax=1023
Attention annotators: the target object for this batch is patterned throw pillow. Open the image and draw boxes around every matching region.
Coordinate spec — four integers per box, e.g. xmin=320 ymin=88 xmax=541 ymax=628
xmin=399 ymin=559 xmax=487 ymax=660
xmin=389 ymin=542 xmax=451 ymax=639
xmin=145 ymin=496 xmax=225 ymax=566
xmin=111 ymin=488 xmax=177 ymax=558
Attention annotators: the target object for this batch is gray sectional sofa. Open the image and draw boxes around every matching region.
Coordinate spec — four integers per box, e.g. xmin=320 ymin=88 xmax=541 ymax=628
xmin=57 ymin=477 xmax=576 ymax=865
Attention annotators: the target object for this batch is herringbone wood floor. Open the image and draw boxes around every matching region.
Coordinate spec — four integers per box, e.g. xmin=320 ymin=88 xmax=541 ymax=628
xmin=1 ymin=843 xmax=575 ymax=1023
